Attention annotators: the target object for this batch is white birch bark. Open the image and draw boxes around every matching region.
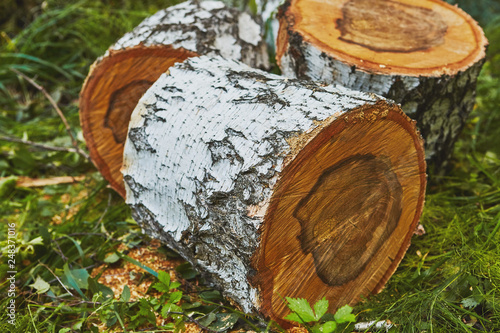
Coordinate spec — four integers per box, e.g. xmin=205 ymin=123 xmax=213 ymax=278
xmin=122 ymin=56 xmax=383 ymax=314
xmin=108 ymin=0 xmax=269 ymax=69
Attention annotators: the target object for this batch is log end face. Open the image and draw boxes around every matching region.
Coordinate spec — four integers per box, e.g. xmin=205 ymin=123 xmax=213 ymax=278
xmin=294 ymin=153 xmax=403 ymax=286
xmin=254 ymin=101 xmax=426 ymax=324
xmin=79 ymin=45 xmax=197 ymax=197
xmin=279 ymin=0 xmax=488 ymax=77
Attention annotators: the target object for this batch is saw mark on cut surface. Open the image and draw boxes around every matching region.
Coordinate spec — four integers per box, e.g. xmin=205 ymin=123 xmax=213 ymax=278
xmin=293 ymin=154 xmax=403 ymax=286
xmin=337 ymin=0 xmax=447 ymax=53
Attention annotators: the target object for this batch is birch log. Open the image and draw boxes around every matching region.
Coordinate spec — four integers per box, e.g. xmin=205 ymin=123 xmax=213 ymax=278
xmin=276 ymin=0 xmax=488 ymax=170
xmin=79 ymin=0 xmax=269 ymax=197
xmin=122 ymin=56 xmax=426 ymax=324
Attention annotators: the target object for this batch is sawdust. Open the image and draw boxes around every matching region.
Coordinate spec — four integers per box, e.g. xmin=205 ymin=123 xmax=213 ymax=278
xmin=91 ymin=239 xmax=183 ymax=301
xmin=89 ymin=239 xmax=309 ymax=332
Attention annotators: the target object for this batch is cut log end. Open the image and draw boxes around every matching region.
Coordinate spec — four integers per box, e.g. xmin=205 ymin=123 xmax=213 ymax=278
xmin=277 ymin=0 xmax=487 ymax=76
xmin=79 ymin=46 xmax=198 ymax=197
xmin=253 ymin=102 xmax=426 ymax=323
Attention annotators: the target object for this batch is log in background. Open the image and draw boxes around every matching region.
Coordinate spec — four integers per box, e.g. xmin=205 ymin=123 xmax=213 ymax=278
xmin=79 ymin=0 xmax=269 ymax=197
xmin=277 ymin=0 xmax=488 ymax=171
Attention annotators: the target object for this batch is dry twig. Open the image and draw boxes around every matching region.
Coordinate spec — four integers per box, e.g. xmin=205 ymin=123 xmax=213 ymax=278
xmin=0 ymin=135 xmax=82 ymax=154
xmin=38 ymin=262 xmax=74 ymax=296
xmin=10 ymin=68 xmax=91 ymax=161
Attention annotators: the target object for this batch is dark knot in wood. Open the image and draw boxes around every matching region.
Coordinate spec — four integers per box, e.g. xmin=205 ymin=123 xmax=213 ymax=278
xmin=337 ymin=0 xmax=447 ymax=53
xmin=104 ymin=79 xmax=153 ymax=144
xmin=293 ymin=154 xmax=402 ymax=286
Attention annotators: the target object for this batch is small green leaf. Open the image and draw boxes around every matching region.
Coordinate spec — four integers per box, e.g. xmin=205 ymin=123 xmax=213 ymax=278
xmin=106 ymin=314 xmax=117 ymax=327
xmin=200 ymin=290 xmax=222 ymax=302
xmin=313 ymin=297 xmax=329 ymax=320
xmin=334 ymin=305 xmax=356 ymax=324
xmin=161 ymin=302 xmax=182 ymax=318
xmin=152 ymin=282 xmax=170 ymax=293
xmin=198 ymin=312 xmax=217 ymax=327
xmin=68 ymin=268 xmax=89 ymax=289
xmin=162 ymin=323 xmax=175 ymax=330
xmin=104 ymin=252 xmax=120 ymax=263
xmin=58 ymin=328 xmax=71 ymax=333
xmin=63 ymin=263 xmax=86 ymax=298
xmin=322 ymin=321 xmax=337 ymax=333
xmin=88 ymin=277 xmax=114 ymax=299
xmin=29 ymin=276 xmax=50 ymax=294
xmin=170 ymin=281 xmax=181 ymax=290
xmin=176 ymin=262 xmax=199 ymax=280
xmin=209 ymin=313 xmax=239 ymax=331
xmin=312 ymin=325 xmax=322 ymax=333
xmin=461 ymin=296 xmax=481 ymax=309
xmin=72 ymin=318 xmax=85 ymax=330
xmin=182 ymin=301 xmax=202 ymax=310
xmin=133 ymin=298 xmax=156 ymax=324
xmin=284 ymin=313 xmax=303 ymax=323
xmin=120 ymin=285 xmax=130 ymax=302
xmin=169 ymin=290 xmax=183 ymax=303
xmin=286 ymin=297 xmax=317 ymax=323
xmin=27 ymin=236 xmax=44 ymax=246
xmin=158 ymin=270 xmax=171 ymax=286
xmin=466 ymin=275 xmax=479 ymax=286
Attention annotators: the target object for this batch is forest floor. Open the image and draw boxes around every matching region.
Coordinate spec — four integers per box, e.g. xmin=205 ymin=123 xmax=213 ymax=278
xmin=1 ymin=0 xmax=500 ymax=332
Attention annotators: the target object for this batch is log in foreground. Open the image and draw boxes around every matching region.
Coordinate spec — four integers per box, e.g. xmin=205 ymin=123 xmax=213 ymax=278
xmin=122 ymin=56 xmax=426 ymax=324
xmin=79 ymin=0 xmax=269 ymax=197
xmin=277 ymin=0 xmax=488 ymax=169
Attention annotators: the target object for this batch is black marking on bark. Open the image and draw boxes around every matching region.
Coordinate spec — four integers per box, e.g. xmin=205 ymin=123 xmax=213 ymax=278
xmin=299 ymin=81 xmax=329 ymax=94
xmin=227 ymin=69 xmax=271 ymax=83
xmin=123 ymin=175 xmax=148 ymax=194
xmin=287 ymin=31 xmax=308 ymax=79
xmin=215 ymin=86 xmax=228 ymax=92
xmin=128 ymin=127 xmax=157 ymax=153
xmin=171 ymin=96 xmax=186 ymax=102
xmin=207 ymin=134 xmax=244 ymax=166
xmin=233 ymin=171 xmax=265 ymax=205
xmin=225 ymin=128 xmax=246 ymax=138
xmin=233 ymin=89 xmax=290 ymax=108
xmin=162 ymin=85 xmax=183 ymax=93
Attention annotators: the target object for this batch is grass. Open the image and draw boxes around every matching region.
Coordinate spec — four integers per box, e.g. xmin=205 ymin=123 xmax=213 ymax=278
xmin=1 ymin=0 xmax=500 ymax=332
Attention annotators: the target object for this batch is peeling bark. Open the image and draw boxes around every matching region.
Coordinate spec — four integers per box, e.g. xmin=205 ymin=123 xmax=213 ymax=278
xmin=123 ymin=56 xmax=426 ymax=324
xmin=80 ymin=0 xmax=269 ymax=197
xmin=276 ymin=0 xmax=488 ymax=170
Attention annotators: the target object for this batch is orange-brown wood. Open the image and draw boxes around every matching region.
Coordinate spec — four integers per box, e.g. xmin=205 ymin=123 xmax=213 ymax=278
xmin=79 ymin=46 xmax=197 ymax=197
xmin=253 ymin=101 xmax=426 ymax=324
xmin=277 ymin=0 xmax=486 ymax=76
